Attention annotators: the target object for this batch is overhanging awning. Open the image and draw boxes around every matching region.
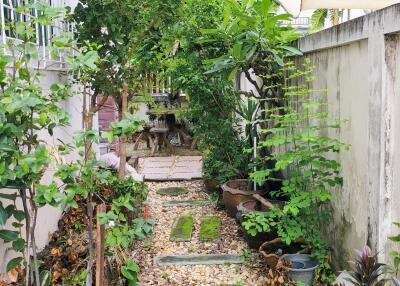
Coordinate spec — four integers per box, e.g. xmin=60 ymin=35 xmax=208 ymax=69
xmin=301 ymin=0 xmax=400 ymax=10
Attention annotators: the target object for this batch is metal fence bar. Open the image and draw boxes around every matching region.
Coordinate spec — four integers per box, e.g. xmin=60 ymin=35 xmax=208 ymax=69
xmin=0 ymin=0 xmax=72 ymax=68
xmin=0 ymin=1 xmax=6 ymax=48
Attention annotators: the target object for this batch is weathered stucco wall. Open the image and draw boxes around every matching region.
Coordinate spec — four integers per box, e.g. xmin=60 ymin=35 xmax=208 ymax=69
xmin=297 ymin=4 xmax=400 ymax=267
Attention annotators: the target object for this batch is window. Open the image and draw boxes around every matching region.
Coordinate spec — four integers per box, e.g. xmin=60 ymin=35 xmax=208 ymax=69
xmin=1 ymin=0 xmax=63 ymax=46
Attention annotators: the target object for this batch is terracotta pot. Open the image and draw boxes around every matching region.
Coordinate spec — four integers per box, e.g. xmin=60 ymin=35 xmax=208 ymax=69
xmin=259 ymin=238 xmax=306 ymax=270
xmin=222 ymin=179 xmax=258 ymax=217
xmin=237 ymin=199 xmax=285 ymax=213
xmin=204 ymin=178 xmax=220 ymax=193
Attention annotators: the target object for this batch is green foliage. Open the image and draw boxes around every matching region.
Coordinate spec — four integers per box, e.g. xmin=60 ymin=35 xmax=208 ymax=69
xmin=102 ymin=112 xmax=145 ymax=143
xmin=0 ymin=2 xmax=99 ymax=280
xmin=389 ymin=222 xmax=400 ymax=275
xmin=160 ymin=0 xmax=249 ymax=184
xmin=310 ymin=9 xmax=342 ymax=32
xmin=241 ymin=212 xmax=271 ymax=237
xmin=73 ymin=0 xmax=181 ymax=101
xmin=199 ymin=216 xmax=221 ymax=241
xmin=310 ymin=9 xmax=328 ymax=32
xmin=199 ymin=0 xmax=301 ymax=77
xmin=244 ymin=60 xmax=348 ymax=283
xmin=344 ymin=245 xmax=388 ymax=286
xmin=121 ymin=259 xmax=140 ymax=286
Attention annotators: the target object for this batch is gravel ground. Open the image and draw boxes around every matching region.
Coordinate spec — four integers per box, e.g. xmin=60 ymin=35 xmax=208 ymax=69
xmin=130 ymin=180 xmax=267 ymax=286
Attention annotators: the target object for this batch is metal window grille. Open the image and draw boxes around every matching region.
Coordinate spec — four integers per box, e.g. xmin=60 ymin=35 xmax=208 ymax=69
xmin=0 ymin=0 xmax=74 ymax=68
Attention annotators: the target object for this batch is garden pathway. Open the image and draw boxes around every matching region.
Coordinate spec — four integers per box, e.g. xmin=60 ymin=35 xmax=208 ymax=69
xmin=130 ymin=180 xmax=266 ymax=286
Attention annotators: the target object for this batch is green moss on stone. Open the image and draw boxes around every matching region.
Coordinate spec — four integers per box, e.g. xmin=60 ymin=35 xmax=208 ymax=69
xmin=170 ymin=212 xmax=193 ymax=241
xmin=156 ymin=187 xmax=189 ymax=196
xmin=199 ymin=216 xmax=221 ymax=241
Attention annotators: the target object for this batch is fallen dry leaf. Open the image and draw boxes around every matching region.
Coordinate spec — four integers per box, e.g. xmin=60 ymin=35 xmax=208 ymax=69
xmin=7 ymin=269 xmax=18 ymax=283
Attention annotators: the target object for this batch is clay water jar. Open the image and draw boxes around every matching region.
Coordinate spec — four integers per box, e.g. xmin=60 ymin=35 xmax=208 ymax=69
xmin=221 ymin=179 xmax=258 ymax=217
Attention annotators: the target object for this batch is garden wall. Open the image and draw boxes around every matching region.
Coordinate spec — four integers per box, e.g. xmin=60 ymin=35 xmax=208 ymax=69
xmin=295 ymin=3 xmax=400 ymax=267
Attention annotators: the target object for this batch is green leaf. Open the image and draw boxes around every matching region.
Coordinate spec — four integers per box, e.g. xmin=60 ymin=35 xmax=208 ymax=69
xmin=121 ymin=259 xmax=139 ymax=284
xmin=0 ymin=193 xmax=17 ymax=200
xmin=13 ymin=210 xmax=25 ymax=222
xmin=389 ymin=234 xmax=400 ymax=242
xmin=40 ymin=270 xmax=52 ymax=286
xmin=0 ymin=230 xmax=19 ymax=242
xmin=228 ymin=66 xmax=238 ymax=81
xmin=6 ymin=257 xmax=23 ymax=272
xmin=19 ymin=68 xmax=30 ymax=81
xmin=0 ymin=143 xmax=14 ymax=152
xmin=0 ymin=203 xmax=7 ymax=225
xmin=12 ymin=238 xmax=25 ymax=252
xmin=282 ymin=46 xmax=303 ymax=56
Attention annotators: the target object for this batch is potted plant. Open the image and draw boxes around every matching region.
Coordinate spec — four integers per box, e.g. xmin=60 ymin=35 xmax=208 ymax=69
xmin=236 ymin=199 xmax=285 ymax=220
xmin=240 ymin=211 xmax=277 ymax=249
xmin=222 ymin=179 xmax=260 ymax=217
xmin=279 ymin=254 xmax=319 ymax=286
xmin=203 ymin=176 xmax=221 ymax=193
xmin=259 ymin=238 xmax=307 ymax=270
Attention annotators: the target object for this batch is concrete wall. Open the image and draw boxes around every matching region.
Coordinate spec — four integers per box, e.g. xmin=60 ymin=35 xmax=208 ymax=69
xmin=296 ymin=4 xmax=400 ymax=266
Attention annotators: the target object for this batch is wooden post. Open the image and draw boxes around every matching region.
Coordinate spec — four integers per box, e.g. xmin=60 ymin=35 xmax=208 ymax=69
xmin=118 ymin=82 xmax=128 ymax=179
xmin=96 ymin=204 xmax=106 ymax=286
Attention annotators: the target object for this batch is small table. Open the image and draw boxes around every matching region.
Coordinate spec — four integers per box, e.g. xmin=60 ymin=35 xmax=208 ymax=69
xmin=133 ymin=109 xmax=196 ymax=155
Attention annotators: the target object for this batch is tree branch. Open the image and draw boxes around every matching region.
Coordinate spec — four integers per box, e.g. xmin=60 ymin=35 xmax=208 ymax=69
xmin=244 ymin=70 xmax=263 ymax=97
xmin=239 ymin=90 xmax=259 ymax=99
xmin=90 ymin=92 xmax=109 ymax=114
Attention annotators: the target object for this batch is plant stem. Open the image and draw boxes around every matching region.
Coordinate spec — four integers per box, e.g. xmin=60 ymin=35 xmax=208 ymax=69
xmin=118 ymin=81 xmax=128 ymax=179
xmin=20 ymin=189 xmax=31 ymax=286
xmin=86 ymin=193 xmax=94 ymax=286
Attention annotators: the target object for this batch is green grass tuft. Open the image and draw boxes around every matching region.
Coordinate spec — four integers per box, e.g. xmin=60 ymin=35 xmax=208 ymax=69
xmin=156 ymin=187 xmax=189 ymax=196
xmin=170 ymin=212 xmax=193 ymax=241
xmin=199 ymin=215 xmax=221 ymax=241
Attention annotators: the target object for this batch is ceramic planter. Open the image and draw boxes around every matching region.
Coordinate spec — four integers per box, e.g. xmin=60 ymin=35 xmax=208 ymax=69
xmin=259 ymin=238 xmax=306 ymax=270
xmin=242 ymin=227 xmax=277 ymax=249
xmin=204 ymin=178 xmax=220 ymax=193
xmin=236 ymin=199 xmax=285 ymax=218
xmin=280 ymin=254 xmax=319 ymax=286
xmin=221 ymin=179 xmax=258 ymax=217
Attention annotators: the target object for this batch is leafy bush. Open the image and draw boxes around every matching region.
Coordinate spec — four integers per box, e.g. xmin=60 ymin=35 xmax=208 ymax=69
xmin=246 ymin=60 xmax=349 ymax=283
xmin=160 ymin=0 xmax=250 ymax=184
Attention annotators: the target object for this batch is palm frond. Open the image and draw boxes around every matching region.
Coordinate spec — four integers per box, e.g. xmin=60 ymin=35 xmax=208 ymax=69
xmin=310 ymin=8 xmax=328 ymax=32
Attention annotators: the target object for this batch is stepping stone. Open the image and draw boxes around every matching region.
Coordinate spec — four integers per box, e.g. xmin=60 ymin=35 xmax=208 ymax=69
xmin=162 ymin=200 xmax=213 ymax=207
xmin=170 ymin=212 xmax=193 ymax=242
xmin=154 ymin=254 xmax=242 ymax=266
xmin=199 ymin=216 xmax=221 ymax=241
xmin=156 ymin=187 xmax=189 ymax=196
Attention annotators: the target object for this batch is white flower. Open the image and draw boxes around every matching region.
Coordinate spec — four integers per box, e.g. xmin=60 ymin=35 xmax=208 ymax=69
xmin=100 ymin=27 xmax=109 ymax=35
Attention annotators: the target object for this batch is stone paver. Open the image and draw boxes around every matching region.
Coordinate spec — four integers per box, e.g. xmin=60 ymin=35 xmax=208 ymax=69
xmin=154 ymin=254 xmax=242 ymax=266
xmin=162 ymin=200 xmax=213 ymax=207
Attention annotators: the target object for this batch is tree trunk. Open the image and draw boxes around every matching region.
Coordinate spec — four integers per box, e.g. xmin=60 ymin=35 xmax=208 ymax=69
xmin=118 ymin=82 xmax=128 ymax=179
